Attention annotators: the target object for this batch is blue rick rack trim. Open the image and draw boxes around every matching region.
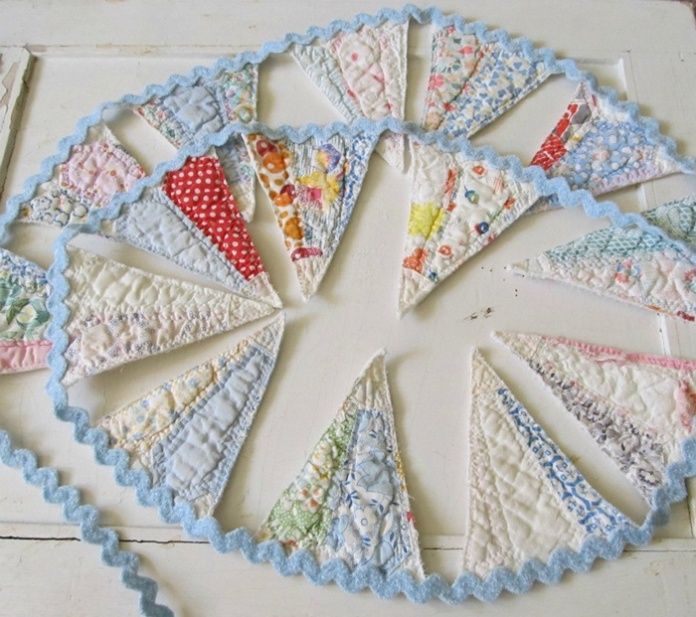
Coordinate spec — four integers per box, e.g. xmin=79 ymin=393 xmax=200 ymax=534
xmin=0 ymin=430 xmax=173 ymax=617
xmin=0 ymin=3 xmax=694 ymax=607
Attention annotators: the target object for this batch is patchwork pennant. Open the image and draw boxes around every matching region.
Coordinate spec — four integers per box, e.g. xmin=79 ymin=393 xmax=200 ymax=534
xmin=291 ymin=22 xmax=408 ymax=170
xmin=527 ymin=81 xmax=684 ymax=214
xmin=423 ymin=25 xmax=550 ymax=138
xmin=400 ymin=141 xmax=540 ymax=315
xmin=511 ymin=195 xmax=696 ymax=322
xmin=61 ymin=247 xmax=276 ymax=385
xmin=19 ymin=124 xmax=146 ymax=227
xmin=495 ymin=331 xmax=696 ymax=502
xmin=136 ymin=66 xmax=259 ymax=219
xmin=0 ymin=249 xmax=51 ymax=374
xmin=465 ymin=350 xmax=628 ymax=577
xmin=257 ymin=350 xmax=424 ymax=580
xmin=99 ymin=313 xmax=284 ymax=518
xmin=246 ymin=131 xmax=377 ymax=300
xmin=18 ymin=124 xmax=279 ymax=307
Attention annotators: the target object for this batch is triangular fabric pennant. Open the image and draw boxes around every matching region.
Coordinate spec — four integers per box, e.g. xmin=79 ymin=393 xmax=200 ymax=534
xmin=399 ymin=141 xmax=540 ymax=315
xmin=245 ymin=131 xmax=377 ymax=300
xmin=0 ymin=249 xmax=51 ymax=374
xmin=527 ymin=81 xmax=684 ymax=214
xmin=257 ymin=350 xmax=424 ymax=580
xmin=61 ymin=247 xmax=276 ymax=385
xmin=511 ymin=195 xmax=696 ymax=322
xmin=17 ymin=124 xmax=279 ymax=307
xmin=19 ymin=124 xmax=146 ymax=227
xmin=422 ymin=25 xmax=551 ymax=138
xmin=291 ymin=22 xmax=408 ymax=170
xmin=495 ymin=331 xmax=696 ymax=502
xmin=98 ymin=313 xmax=284 ymax=518
xmin=465 ymin=350 xmax=628 ymax=577
xmin=135 ymin=66 xmax=259 ymax=219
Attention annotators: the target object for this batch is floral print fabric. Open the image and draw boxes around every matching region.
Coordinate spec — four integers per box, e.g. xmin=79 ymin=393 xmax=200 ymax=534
xmin=512 ymin=195 xmax=696 ymax=322
xmin=246 ymin=131 xmax=377 ymax=300
xmin=496 ymin=331 xmax=696 ymax=503
xmin=136 ymin=66 xmax=258 ymax=220
xmin=528 ymin=81 xmax=683 ymax=214
xmin=99 ymin=315 xmax=284 ymax=518
xmin=400 ymin=141 xmax=540 ymax=314
xmin=19 ymin=125 xmax=145 ymax=227
xmin=0 ymin=249 xmax=51 ymax=374
xmin=257 ymin=352 xmax=424 ymax=580
xmin=423 ymin=25 xmax=550 ymax=137
xmin=291 ymin=22 xmax=407 ymax=170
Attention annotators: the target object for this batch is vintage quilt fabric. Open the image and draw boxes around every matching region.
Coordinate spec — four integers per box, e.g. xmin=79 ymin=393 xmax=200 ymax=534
xmin=496 ymin=331 xmax=696 ymax=504
xmin=511 ymin=195 xmax=696 ymax=322
xmin=257 ymin=351 xmax=424 ymax=580
xmin=422 ymin=25 xmax=551 ymax=138
xmin=0 ymin=248 xmax=51 ymax=373
xmin=246 ymin=130 xmax=377 ymax=300
xmin=2 ymin=5 xmax=696 ymax=613
xmin=291 ymin=22 xmax=408 ymax=170
xmin=61 ymin=247 xmax=275 ymax=385
xmin=99 ymin=314 xmax=284 ymax=518
xmin=136 ymin=66 xmax=259 ymax=220
xmin=16 ymin=124 xmax=280 ymax=306
xmin=465 ymin=350 xmax=629 ymax=577
xmin=400 ymin=141 xmax=540 ymax=315
xmin=527 ymin=81 xmax=685 ymax=214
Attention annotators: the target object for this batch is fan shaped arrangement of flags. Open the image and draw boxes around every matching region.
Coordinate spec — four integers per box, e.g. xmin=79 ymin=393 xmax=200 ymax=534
xmin=2 ymin=6 xmax=696 ymax=609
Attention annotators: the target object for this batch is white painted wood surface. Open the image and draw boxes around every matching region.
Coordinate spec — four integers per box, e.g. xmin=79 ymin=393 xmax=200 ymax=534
xmin=0 ymin=1 xmax=695 ymax=615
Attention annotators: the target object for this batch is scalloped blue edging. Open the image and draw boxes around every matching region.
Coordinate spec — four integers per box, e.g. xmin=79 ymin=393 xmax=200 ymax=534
xmin=0 ymin=430 xmax=174 ymax=617
xmin=0 ymin=3 xmax=695 ymax=607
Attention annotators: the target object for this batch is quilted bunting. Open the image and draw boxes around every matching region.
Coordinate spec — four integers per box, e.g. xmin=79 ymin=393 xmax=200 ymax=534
xmin=17 ymin=124 xmax=279 ymax=307
xmin=422 ymin=25 xmax=551 ymax=138
xmin=61 ymin=247 xmax=276 ymax=385
xmin=257 ymin=350 xmax=424 ymax=580
xmin=246 ymin=130 xmax=377 ymax=300
xmin=291 ymin=22 xmax=408 ymax=170
xmin=136 ymin=66 xmax=259 ymax=219
xmin=399 ymin=141 xmax=540 ymax=315
xmin=0 ymin=248 xmax=51 ymax=374
xmin=99 ymin=313 xmax=284 ymax=518
xmin=495 ymin=332 xmax=696 ymax=502
xmin=511 ymin=195 xmax=696 ymax=322
xmin=465 ymin=350 xmax=629 ymax=576
xmin=527 ymin=81 xmax=684 ymax=214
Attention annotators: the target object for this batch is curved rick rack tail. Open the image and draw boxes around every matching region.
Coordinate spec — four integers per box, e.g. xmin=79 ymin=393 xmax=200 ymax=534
xmin=0 ymin=430 xmax=173 ymax=617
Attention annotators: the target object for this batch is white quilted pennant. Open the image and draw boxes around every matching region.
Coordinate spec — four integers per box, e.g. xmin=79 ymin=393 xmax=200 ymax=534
xmin=62 ymin=247 xmax=276 ymax=385
xmin=399 ymin=141 xmax=540 ymax=315
xmin=465 ymin=350 xmax=628 ymax=577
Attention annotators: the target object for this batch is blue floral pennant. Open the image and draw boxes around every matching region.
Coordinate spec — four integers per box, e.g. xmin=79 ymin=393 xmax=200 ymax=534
xmin=527 ymin=81 xmax=687 ymax=214
xmin=257 ymin=350 xmax=424 ymax=581
xmin=511 ymin=195 xmax=696 ymax=321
